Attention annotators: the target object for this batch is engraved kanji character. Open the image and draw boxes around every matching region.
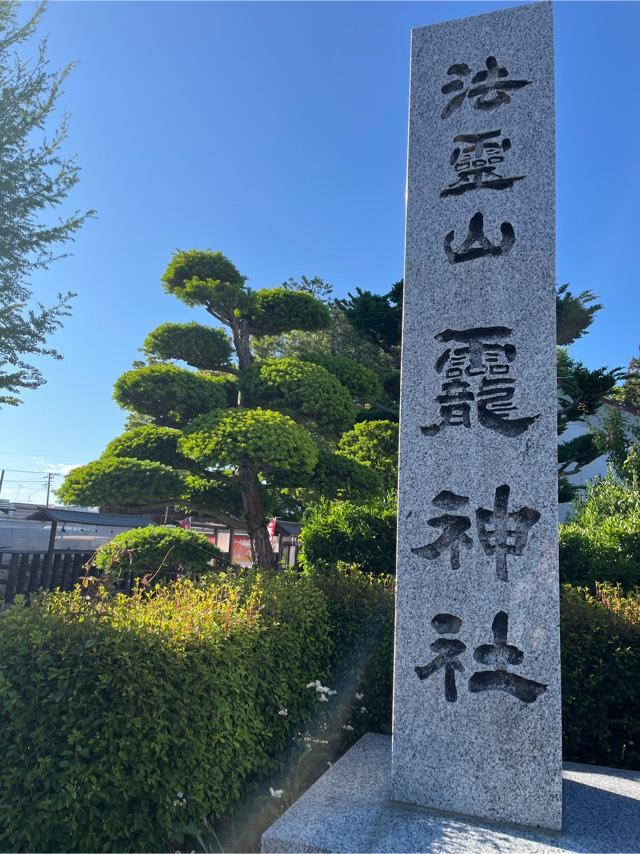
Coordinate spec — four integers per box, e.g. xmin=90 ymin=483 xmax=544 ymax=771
xmin=441 ymin=56 xmax=531 ymax=120
xmin=411 ymin=491 xmax=472 ymax=570
xmin=421 ymin=327 xmax=539 ymax=437
xmin=440 ymin=130 xmax=525 ymax=197
xmin=476 ymin=485 xmax=540 ymax=581
xmin=415 ymin=613 xmax=466 ymax=702
xmin=444 ymin=211 xmax=515 ymax=264
xmin=468 ymin=611 xmax=547 ymax=703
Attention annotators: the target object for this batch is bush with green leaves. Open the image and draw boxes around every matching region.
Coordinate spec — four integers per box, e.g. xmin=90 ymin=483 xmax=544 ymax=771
xmin=94 ymin=526 xmax=222 ymax=578
xmin=561 ymin=583 xmax=640 ymax=768
xmin=0 ymin=571 xmax=331 ymax=852
xmin=299 ymin=495 xmax=397 ymax=574
xmin=559 ymin=477 xmax=640 ymax=588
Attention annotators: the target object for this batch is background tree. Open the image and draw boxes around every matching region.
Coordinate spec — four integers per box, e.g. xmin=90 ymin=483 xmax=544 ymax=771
xmin=58 ymin=251 xmax=384 ymax=567
xmin=0 ymin=2 xmax=94 ymax=406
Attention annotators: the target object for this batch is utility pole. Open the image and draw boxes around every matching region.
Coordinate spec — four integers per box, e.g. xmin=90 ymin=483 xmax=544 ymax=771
xmin=45 ymin=472 xmax=53 ymax=508
xmin=0 ymin=469 xmax=4 ymax=497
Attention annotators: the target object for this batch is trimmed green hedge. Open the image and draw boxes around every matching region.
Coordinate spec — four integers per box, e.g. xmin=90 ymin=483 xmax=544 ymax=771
xmin=1 ymin=567 xmax=638 ymax=852
xmin=561 ymin=583 xmax=640 ymax=769
xmin=94 ymin=525 xmax=222 ymax=578
xmin=0 ymin=572 xmax=330 ymax=852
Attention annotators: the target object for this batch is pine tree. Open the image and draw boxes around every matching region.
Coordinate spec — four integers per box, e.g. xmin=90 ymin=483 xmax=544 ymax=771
xmin=58 ymin=251 xmax=383 ymax=567
xmin=0 ymin=2 xmax=94 ymax=405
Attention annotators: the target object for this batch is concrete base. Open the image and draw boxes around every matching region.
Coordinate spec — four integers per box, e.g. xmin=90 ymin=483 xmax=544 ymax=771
xmin=261 ymin=734 xmax=640 ymax=853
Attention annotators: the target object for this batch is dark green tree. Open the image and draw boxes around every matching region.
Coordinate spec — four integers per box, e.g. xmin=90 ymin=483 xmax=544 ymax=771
xmin=58 ymin=251 xmax=384 ymax=567
xmin=623 ymin=355 xmax=640 ymax=410
xmin=0 ymin=2 xmax=94 ymax=406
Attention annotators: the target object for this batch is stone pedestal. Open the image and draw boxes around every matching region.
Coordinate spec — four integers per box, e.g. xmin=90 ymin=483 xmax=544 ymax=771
xmin=261 ymin=734 xmax=640 ymax=854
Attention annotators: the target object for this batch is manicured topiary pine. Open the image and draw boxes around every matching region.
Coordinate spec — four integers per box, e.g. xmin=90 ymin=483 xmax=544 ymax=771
xmin=58 ymin=251 xmax=383 ymax=567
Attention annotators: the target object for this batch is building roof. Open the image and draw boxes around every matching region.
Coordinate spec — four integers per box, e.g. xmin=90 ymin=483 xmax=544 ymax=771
xmin=276 ymin=520 xmax=302 ymax=537
xmin=27 ymin=508 xmax=152 ymax=528
xmin=602 ymin=397 xmax=640 ymax=417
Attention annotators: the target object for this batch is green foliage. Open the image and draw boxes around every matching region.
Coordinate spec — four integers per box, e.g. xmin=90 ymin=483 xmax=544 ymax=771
xmin=180 ymin=407 xmax=318 ymax=475
xmin=104 ymin=426 xmax=188 ymax=469
xmin=241 ymin=358 xmax=356 ymax=435
xmin=593 ymin=408 xmax=632 ymax=479
xmin=299 ymin=352 xmax=381 ymax=403
xmin=161 ymin=249 xmax=250 ymax=318
xmin=557 ymin=349 xmax=621 ymax=434
xmin=0 ymin=3 xmax=94 ymax=406
xmin=114 ymin=365 xmax=227 ymax=427
xmin=312 ymin=449 xmax=383 ymax=501
xmin=561 ymin=583 xmax=640 ymax=769
xmin=0 ymin=571 xmax=330 ymax=852
xmin=623 ymin=355 xmax=640 ymax=410
xmin=181 ymin=473 xmax=243 ymax=516
xmin=336 ymin=282 xmax=402 ymax=359
xmin=248 ymin=288 xmax=331 ymax=337
xmin=316 ymin=567 xmax=395 ymax=737
xmin=143 ymin=322 xmax=233 ymax=371
xmin=94 ymin=526 xmax=221 ymax=577
xmin=57 ymin=457 xmax=184 ymax=508
xmin=299 ymin=495 xmax=397 ymax=574
xmin=559 ymin=477 xmax=640 ymax=588
xmin=337 ymin=420 xmax=399 ymax=491
xmin=556 ymin=284 xmax=602 ymax=346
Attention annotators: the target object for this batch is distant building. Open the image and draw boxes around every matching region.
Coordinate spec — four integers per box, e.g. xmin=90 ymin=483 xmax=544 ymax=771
xmin=558 ymin=398 xmax=640 ymax=521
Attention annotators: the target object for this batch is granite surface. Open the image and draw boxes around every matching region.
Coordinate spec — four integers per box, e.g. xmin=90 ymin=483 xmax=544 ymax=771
xmin=261 ymin=734 xmax=640 ymax=853
xmin=394 ymin=3 xmax=561 ymax=829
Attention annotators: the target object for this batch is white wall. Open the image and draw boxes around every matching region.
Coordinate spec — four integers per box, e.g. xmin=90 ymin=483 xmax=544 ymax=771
xmin=558 ymin=400 xmax=640 ymax=521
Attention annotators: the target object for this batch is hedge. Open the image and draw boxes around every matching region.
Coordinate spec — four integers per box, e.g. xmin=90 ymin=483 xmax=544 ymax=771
xmin=1 ymin=568 xmax=638 ymax=852
xmin=561 ymin=583 xmax=640 ymax=769
xmin=93 ymin=525 xmax=222 ymax=578
xmin=0 ymin=572 xmax=331 ymax=852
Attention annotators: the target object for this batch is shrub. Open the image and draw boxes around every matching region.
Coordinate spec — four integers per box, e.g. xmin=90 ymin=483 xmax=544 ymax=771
xmin=560 ymin=477 xmax=640 ymax=587
xmin=561 ymin=583 xmax=640 ymax=769
xmin=299 ymin=495 xmax=397 ymax=574
xmin=0 ymin=571 xmax=330 ymax=852
xmin=94 ymin=526 xmax=222 ymax=578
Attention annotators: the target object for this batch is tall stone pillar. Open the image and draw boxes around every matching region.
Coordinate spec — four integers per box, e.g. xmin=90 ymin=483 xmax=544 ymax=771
xmin=393 ymin=2 xmax=562 ymax=830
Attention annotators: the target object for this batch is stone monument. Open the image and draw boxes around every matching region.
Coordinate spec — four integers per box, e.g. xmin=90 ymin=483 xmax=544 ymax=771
xmin=261 ymin=5 xmax=640 ymax=851
xmin=393 ymin=0 xmax=561 ymax=830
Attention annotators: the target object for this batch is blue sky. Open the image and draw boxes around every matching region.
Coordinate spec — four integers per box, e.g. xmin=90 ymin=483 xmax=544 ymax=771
xmin=1 ymin=0 xmax=639 ymax=504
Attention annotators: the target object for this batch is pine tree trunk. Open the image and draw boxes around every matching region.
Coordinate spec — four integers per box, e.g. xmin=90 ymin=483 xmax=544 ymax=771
xmin=238 ymin=463 xmax=275 ymax=568
xmin=231 ymin=318 xmax=253 ymax=372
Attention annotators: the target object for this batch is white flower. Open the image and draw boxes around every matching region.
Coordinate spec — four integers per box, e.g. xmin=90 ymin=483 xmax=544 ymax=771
xmin=360 ymin=707 xmax=367 ymax=714
xmin=328 ymin=689 xmax=337 ymax=696
xmin=306 ymin=681 xmax=318 ymax=689
xmin=278 ymin=708 xmax=288 ymax=717
xmin=270 ymin=787 xmax=284 ymax=799
xmin=342 ymin=724 xmax=354 ymax=731
xmin=176 ymin=791 xmax=184 ymax=799
xmin=355 ymin=692 xmax=363 ymax=700
xmin=318 ymin=694 xmax=328 ymax=702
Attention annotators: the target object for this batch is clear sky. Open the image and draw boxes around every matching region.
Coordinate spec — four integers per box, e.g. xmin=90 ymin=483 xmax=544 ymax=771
xmin=1 ymin=0 xmax=639 ymax=504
